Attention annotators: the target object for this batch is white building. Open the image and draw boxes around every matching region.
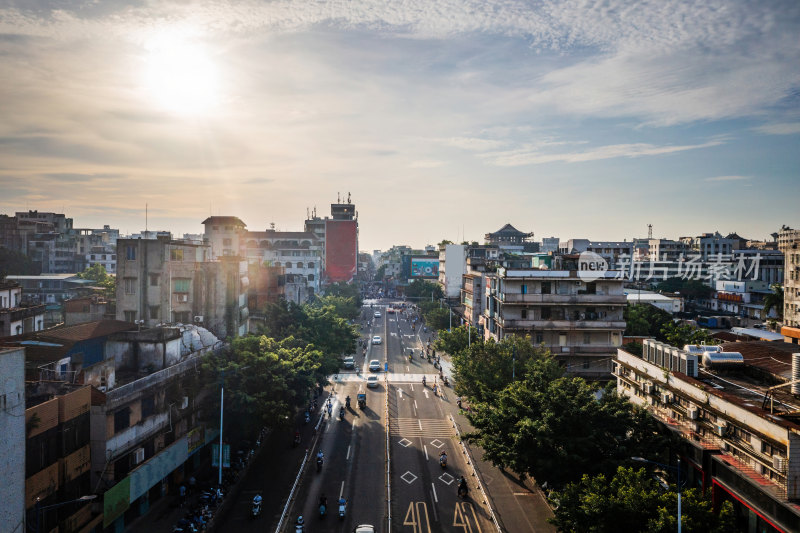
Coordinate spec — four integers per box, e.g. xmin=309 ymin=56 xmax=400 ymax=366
xmin=438 ymin=244 xmax=467 ymax=299
xmin=624 ymin=289 xmax=683 ymax=314
xmin=0 ymin=280 xmax=46 ymax=336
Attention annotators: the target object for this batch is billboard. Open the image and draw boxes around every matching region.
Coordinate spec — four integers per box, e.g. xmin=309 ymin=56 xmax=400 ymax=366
xmin=411 ymin=257 xmax=439 ymax=278
xmin=325 ymin=220 xmax=358 ymax=282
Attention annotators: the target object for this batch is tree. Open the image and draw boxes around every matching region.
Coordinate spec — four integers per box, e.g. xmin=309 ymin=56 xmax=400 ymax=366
xmin=624 ymin=304 xmax=672 ymax=338
xmin=375 ymin=264 xmax=387 ymax=281
xmin=656 ymin=277 xmax=713 ymax=300
xmin=660 ymin=321 xmax=717 ymax=348
xmin=201 ymin=335 xmax=323 ymax=441
xmin=435 ymin=325 xmax=482 ymax=357
xmin=405 ymin=279 xmax=443 ymax=301
xmin=423 ymin=308 xmax=450 ymax=331
xmin=76 ymin=264 xmax=116 ymax=298
xmin=324 ymin=281 xmax=363 ymax=308
xmin=551 ymin=466 xmax=735 ymax=533
xmin=465 ymin=356 xmax=667 ymax=488
xmin=762 ymin=283 xmax=783 ymax=319
xmin=313 ymin=294 xmax=360 ymax=321
xmin=0 ymin=246 xmax=40 ymax=278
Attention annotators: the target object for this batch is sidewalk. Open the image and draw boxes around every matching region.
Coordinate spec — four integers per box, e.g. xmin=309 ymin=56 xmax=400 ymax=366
xmin=439 ymin=352 xmax=557 ymax=533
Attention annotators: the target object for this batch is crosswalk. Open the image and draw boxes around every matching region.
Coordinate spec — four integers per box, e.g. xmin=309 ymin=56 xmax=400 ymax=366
xmin=389 ymin=417 xmax=454 ymax=438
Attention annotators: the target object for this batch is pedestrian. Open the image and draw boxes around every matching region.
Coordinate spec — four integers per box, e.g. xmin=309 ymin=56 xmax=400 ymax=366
xmin=188 ymin=475 xmax=196 ymax=494
xmin=178 ymin=484 xmax=187 ymax=507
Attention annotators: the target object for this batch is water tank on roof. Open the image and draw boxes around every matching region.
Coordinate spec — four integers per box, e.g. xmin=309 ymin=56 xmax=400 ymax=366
xmin=702 ymin=351 xmax=743 ymax=367
xmin=684 ymin=344 xmax=721 ymax=355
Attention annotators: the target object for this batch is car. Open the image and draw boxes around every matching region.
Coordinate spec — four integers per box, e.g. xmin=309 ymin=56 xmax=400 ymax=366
xmin=342 ymin=356 xmax=355 ymax=369
xmin=354 ymin=526 xmax=375 ymax=533
xmin=374 ymin=311 xmax=381 ymax=318
xmin=369 ymin=359 xmax=381 ymax=372
xmin=372 ymin=335 xmax=382 ymax=345
xmin=366 ymin=375 xmax=379 ymax=388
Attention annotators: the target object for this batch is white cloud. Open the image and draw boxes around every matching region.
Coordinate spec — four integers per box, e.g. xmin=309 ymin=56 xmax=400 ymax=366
xmin=754 ymin=123 xmax=800 ymax=135
xmin=437 ymin=137 xmax=509 ymax=151
xmin=703 ymin=175 xmax=750 ymax=182
xmin=481 ymin=140 xmax=724 ymax=167
xmin=409 ymin=160 xmax=445 ymax=168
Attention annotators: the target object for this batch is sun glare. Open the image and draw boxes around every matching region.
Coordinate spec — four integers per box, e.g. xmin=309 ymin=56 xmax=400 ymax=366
xmin=142 ymin=32 xmax=220 ymax=116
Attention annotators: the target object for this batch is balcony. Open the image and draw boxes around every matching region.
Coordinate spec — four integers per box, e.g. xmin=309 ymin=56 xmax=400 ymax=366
xmin=1 ymin=303 xmax=46 ymax=320
xmin=500 ymin=293 xmax=626 ymax=305
xmin=550 ymin=345 xmax=621 ymax=355
xmin=106 ymin=411 xmax=169 ymax=460
xmin=499 ymin=317 xmax=626 ymax=330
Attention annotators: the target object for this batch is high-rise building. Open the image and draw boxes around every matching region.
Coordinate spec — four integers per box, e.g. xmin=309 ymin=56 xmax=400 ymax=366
xmin=778 ymin=226 xmax=800 ymax=328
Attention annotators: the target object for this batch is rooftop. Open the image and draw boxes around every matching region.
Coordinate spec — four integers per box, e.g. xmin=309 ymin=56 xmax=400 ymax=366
xmin=201 ymin=215 xmax=247 ymax=227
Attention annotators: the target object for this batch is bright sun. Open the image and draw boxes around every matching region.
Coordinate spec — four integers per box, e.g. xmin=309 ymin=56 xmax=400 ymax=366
xmin=142 ymin=32 xmax=220 ymax=116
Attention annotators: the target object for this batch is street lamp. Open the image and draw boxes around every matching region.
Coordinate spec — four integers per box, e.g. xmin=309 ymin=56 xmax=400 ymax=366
xmin=631 ymin=456 xmax=682 ymax=533
xmin=34 ymin=494 xmax=96 ymax=533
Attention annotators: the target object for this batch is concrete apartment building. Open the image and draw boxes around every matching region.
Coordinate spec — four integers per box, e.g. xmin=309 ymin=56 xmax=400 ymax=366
xmin=438 ymin=243 xmax=467 ymax=300
xmin=613 ymin=340 xmax=800 ymax=533
xmin=648 ymin=238 xmax=692 ymax=261
xmin=0 ymin=347 xmax=25 ymax=533
xmin=482 ymin=262 xmax=626 ymax=377
xmin=779 ymin=226 xmax=800 ymax=329
xmin=115 ymin=236 xmax=249 ymax=339
xmin=242 ymin=229 xmax=323 ymax=297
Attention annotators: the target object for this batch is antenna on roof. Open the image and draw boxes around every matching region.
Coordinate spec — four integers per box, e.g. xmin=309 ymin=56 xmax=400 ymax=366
xmin=647 ymin=223 xmax=653 ymax=239
xmin=347 ymin=191 xmax=351 ymax=203
xmin=146 ymin=203 xmax=148 ymax=234
xmin=337 ymin=192 xmax=341 ymax=203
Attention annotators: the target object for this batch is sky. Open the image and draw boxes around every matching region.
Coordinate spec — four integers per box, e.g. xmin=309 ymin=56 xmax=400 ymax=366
xmin=0 ymin=0 xmax=798 ymax=251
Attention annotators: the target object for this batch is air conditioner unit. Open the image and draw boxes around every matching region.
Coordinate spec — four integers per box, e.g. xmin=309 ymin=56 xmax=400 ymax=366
xmin=643 ymin=382 xmax=654 ymax=394
xmin=98 ymin=385 xmax=107 ymax=393
xmin=181 ymin=396 xmax=189 ymax=410
xmin=687 ymin=407 xmax=699 ymax=420
xmin=194 ymin=315 xmax=203 ymax=323
xmin=715 ymin=423 xmax=727 ymax=436
xmin=661 ymin=392 xmax=673 ymax=404
xmin=772 ymin=456 xmax=787 ymax=471
xmin=575 ymin=281 xmax=582 ymax=286
xmin=133 ymin=447 xmax=145 ymax=465
xmin=177 ymin=294 xmax=188 ymax=302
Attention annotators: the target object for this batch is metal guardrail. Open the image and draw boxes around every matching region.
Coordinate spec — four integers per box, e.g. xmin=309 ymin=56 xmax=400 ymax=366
xmin=450 ymin=413 xmax=503 ymax=533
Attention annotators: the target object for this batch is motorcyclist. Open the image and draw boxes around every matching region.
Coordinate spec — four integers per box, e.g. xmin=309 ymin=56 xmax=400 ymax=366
xmin=439 ymin=451 xmax=447 ymax=466
xmin=319 ymin=494 xmax=328 ymax=513
xmin=456 ymin=396 xmax=462 ymax=408
xmin=345 ymin=395 xmax=351 ymax=408
xmin=458 ymin=476 xmax=468 ymax=497
xmin=422 ymin=376 xmax=426 ymax=387
xmin=295 ymin=515 xmax=305 ymax=532
xmin=317 ymin=450 xmax=324 ymax=461
xmin=339 ymin=406 xmax=345 ymax=418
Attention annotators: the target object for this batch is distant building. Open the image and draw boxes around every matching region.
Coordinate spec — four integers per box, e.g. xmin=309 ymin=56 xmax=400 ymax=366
xmin=648 ymin=238 xmax=692 ymax=261
xmin=624 ymin=289 xmax=683 ymax=314
xmin=778 ymin=226 xmax=800 ymax=328
xmin=540 ymin=237 xmax=560 ymax=254
xmin=484 ymin=223 xmax=536 ymax=252
xmin=115 ymin=236 xmax=249 ymax=339
xmin=438 ymin=244 xmax=467 ymax=299
xmin=0 ymin=280 xmax=46 ymax=336
xmin=202 ymin=216 xmax=247 ymax=259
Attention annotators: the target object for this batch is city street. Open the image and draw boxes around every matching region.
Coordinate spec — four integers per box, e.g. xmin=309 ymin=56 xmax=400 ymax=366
xmin=215 ymin=301 xmax=552 ymax=533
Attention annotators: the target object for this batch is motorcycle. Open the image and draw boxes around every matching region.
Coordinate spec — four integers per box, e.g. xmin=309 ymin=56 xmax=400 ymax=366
xmin=316 ymin=456 xmax=324 ymax=472
xmin=458 ymin=478 xmax=469 ymax=499
xmin=319 ymin=496 xmax=328 ymax=518
xmin=293 ymin=431 xmax=301 ymax=447
xmin=251 ymin=495 xmax=262 ymax=519
xmin=439 ymin=452 xmax=447 ymax=468
xmin=456 ymin=397 xmax=462 ymax=409
xmin=338 ymin=498 xmax=347 ymax=520
xmin=422 ymin=376 xmax=426 ymax=387
xmin=443 ymin=376 xmax=449 ymax=386
xmin=295 ymin=516 xmax=305 ymax=532
xmin=339 ymin=406 xmax=345 ymax=420
xmin=304 ymin=411 xmax=310 ymax=424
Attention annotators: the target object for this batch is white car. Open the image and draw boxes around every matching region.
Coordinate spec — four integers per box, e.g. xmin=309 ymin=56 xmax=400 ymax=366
xmin=354 ymin=526 xmax=375 ymax=533
xmin=372 ymin=335 xmax=382 ymax=345
xmin=374 ymin=311 xmax=381 ymax=318
xmin=366 ymin=375 xmax=379 ymax=388
xmin=369 ymin=359 xmax=381 ymax=372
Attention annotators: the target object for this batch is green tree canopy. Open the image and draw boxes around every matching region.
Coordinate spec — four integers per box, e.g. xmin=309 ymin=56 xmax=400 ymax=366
xmin=76 ymin=264 xmax=116 ymax=298
xmin=0 ymin=246 xmax=41 ymax=278
xmin=655 ymin=277 xmax=714 ymax=300
xmin=624 ymin=303 xmax=672 ymax=337
xmin=202 ymin=335 xmax=324 ymax=441
xmin=313 ymin=294 xmax=360 ymax=321
xmin=324 ymin=281 xmax=363 ymax=308
xmin=551 ymin=466 xmax=735 ymax=533
xmin=763 ymin=283 xmax=783 ymax=319
xmin=405 ymin=279 xmax=443 ymax=301
xmin=660 ymin=321 xmax=717 ymax=348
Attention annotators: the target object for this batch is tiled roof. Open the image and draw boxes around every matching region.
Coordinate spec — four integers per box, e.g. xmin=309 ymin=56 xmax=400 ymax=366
xmin=201 ymin=216 xmax=246 ymax=227
xmin=720 ymin=341 xmax=798 ymax=379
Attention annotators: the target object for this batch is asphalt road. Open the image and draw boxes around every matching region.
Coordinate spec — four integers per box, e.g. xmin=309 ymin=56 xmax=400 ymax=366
xmin=217 ymin=300 xmax=546 ymax=533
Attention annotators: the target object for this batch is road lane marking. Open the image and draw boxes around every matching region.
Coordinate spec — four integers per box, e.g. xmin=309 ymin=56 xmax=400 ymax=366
xmin=398 ymin=388 xmax=404 ymax=399
xmin=423 ymin=444 xmax=429 ymax=461
xmin=418 ymin=420 xmax=423 ymax=431
xmin=403 ymin=502 xmax=431 ymax=533
xmin=339 ymin=481 xmax=345 ymax=500
xmin=424 ymin=390 xmax=429 ymax=399
xmin=346 ymin=445 xmax=351 ymax=460
xmin=453 ymin=502 xmax=483 ymax=533
xmin=414 ymin=400 xmax=418 ymax=410
xmin=431 ymin=483 xmax=438 ymax=503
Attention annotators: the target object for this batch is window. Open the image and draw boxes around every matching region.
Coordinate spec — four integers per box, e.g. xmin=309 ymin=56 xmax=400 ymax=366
xmin=223 ymin=238 xmax=232 ymax=246
xmin=170 ymin=248 xmax=184 ymax=261
xmin=541 ymin=307 xmax=552 ymax=319
xmin=585 ymin=282 xmax=596 ymax=294
xmin=173 ymin=279 xmax=190 ymax=293
xmin=541 ymin=281 xmax=551 ymax=294
xmin=125 ymin=245 xmax=136 ymax=260
xmin=124 ymin=278 xmax=136 ymax=295
xmin=123 ymin=310 xmax=137 ymax=322
xmin=149 ymin=274 xmax=159 ymax=286
xmin=583 ymin=332 xmax=591 ymax=344
xmin=173 ymin=311 xmax=190 ymax=323
xmin=521 ymin=284 xmax=527 ymax=294
xmin=535 ymin=333 xmax=543 ymax=344
xmin=114 ymin=407 xmax=131 ymax=433
xmin=149 ymin=306 xmax=160 ymax=320
xmin=285 ymin=262 xmax=293 ymax=269
xmin=308 ymin=274 xmax=315 ymax=281
xmin=521 ymin=309 xmax=528 ymax=319
xmin=141 ymin=395 xmax=156 ymax=418
xmin=308 ymin=262 xmax=315 ymax=269
xmin=297 ymin=262 xmax=304 ymax=269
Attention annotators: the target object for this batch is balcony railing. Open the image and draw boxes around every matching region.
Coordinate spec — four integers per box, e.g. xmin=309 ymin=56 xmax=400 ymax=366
xmin=500 ymin=293 xmax=626 ymax=305
xmin=499 ymin=317 xmax=626 ymax=330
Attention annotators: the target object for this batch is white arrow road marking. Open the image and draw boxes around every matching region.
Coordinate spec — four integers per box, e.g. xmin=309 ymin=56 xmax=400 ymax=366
xmin=398 ymin=388 xmax=404 ymax=399
xmin=424 ymin=390 xmax=429 ymax=399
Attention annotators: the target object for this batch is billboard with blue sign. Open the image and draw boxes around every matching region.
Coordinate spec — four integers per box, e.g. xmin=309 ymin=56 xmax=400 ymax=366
xmin=410 ymin=257 xmax=439 ymax=278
